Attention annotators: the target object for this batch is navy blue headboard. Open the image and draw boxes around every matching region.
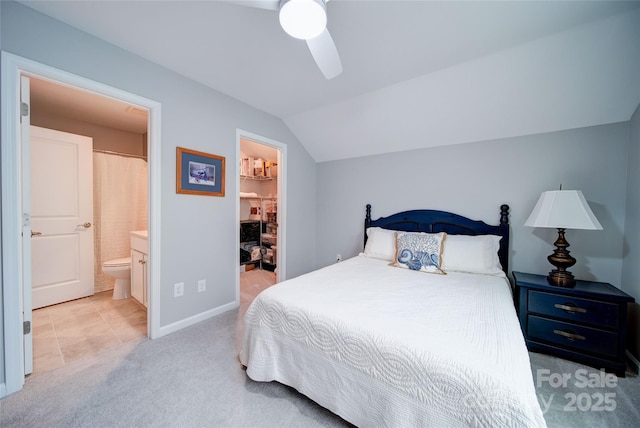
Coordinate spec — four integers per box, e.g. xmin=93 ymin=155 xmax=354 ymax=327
xmin=364 ymin=204 xmax=510 ymax=274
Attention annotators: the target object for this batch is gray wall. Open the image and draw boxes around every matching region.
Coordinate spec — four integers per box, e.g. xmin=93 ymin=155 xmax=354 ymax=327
xmin=1 ymin=1 xmax=316 ymax=332
xmin=31 ymin=113 xmax=146 ymax=156
xmin=316 ymin=123 xmax=629 ymax=288
xmin=623 ymin=103 xmax=640 ymax=361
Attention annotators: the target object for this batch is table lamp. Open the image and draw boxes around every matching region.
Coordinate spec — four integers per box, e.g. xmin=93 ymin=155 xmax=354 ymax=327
xmin=524 ymin=190 xmax=602 ymax=287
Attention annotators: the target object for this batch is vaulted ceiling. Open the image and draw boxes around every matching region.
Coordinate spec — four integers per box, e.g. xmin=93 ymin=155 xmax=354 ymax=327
xmin=19 ymin=0 xmax=640 ymax=162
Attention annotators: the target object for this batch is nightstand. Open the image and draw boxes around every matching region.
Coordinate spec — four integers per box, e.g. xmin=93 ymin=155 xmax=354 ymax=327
xmin=513 ymin=271 xmax=634 ymax=377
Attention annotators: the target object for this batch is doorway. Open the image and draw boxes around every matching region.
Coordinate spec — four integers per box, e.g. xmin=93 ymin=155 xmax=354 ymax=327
xmin=28 ymin=78 xmax=149 ymax=375
xmin=239 ymin=138 xmax=278 ymax=307
xmin=236 ymin=130 xmax=287 ymax=313
xmin=1 ymin=52 xmax=162 ymax=396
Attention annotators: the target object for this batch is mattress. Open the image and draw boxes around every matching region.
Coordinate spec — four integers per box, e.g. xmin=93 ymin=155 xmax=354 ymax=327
xmin=240 ymin=255 xmax=546 ymax=427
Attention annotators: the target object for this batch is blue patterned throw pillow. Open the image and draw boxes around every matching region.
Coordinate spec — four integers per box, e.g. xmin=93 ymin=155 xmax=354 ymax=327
xmin=392 ymin=231 xmax=446 ymax=274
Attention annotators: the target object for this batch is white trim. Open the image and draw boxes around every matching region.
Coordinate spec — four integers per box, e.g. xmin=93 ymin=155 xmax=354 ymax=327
xmin=236 ymin=129 xmax=288 ymax=299
xmin=147 ymin=93 xmax=162 ymax=340
xmin=157 ymin=301 xmax=239 ymax=338
xmin=1 ymin=52 xmax=24 ymax=397
xmin=0 ymin=52 xmax=162 ymax=396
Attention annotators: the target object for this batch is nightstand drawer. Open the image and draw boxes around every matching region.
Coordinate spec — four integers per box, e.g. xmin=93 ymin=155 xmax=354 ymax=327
xmin=528 ymin=290 xmax=619 ymax=329
xmin=527 ymin=315 xmax=618 ymax=358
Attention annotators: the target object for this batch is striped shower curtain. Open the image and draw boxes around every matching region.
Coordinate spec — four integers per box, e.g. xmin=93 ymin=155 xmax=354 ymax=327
xmin=93 ymin=152 xmax=148 ymax=292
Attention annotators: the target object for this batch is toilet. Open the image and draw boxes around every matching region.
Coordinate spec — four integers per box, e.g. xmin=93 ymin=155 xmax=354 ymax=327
xmin=102 ymin=257 xmax=132 ymax=299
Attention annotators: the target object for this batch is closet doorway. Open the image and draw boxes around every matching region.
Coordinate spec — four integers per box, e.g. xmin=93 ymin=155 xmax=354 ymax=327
xmin=237 ymin=131 xmax=286 ymax=310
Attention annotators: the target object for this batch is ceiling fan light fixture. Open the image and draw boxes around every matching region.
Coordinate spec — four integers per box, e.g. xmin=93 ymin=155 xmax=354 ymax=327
xmin=279 ymin=0 xmax=327 ymax=40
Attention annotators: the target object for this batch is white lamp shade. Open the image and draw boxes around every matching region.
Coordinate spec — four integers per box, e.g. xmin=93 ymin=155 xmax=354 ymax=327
xmin=524 ymin=190 xmax=603 ymax=230
xmin=279 ymin=0 xmax=327 ymax=40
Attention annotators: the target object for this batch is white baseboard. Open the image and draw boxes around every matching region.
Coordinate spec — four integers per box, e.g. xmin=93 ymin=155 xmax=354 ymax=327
xmin=155 ymin=301 xmax=239 ymax=338
xmin=626 ymin=350 xmax=640 ymax=374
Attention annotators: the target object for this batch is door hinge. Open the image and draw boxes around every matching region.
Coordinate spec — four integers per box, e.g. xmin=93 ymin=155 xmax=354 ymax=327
xmin=21 ymin=102 xmax=29 ymax=117
xmin=23 ymin=320 xmax=31 ymax=335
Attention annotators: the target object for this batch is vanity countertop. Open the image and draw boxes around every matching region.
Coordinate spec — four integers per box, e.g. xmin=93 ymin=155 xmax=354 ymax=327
xmin=130 ymin=230 xmax=148 ymax=254
xmin=130 ymin=230 xmax=148 ymax=240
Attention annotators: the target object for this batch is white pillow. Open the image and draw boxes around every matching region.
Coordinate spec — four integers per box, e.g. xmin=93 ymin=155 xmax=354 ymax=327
xmin=441 ymin=234 xmax=503 ymax=275
xmin=363 ymin=227 xmax=396 ymax=261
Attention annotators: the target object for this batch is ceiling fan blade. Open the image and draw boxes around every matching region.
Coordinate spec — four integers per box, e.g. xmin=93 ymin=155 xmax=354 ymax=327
xmin=306 ymin=28 xmax=343 ymax=80
xmin=226 ymin=0 xmax=279 ymax=11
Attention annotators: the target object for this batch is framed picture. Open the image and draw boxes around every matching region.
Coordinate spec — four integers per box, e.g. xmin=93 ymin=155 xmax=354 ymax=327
xmin=176 ymin=147 xmax=225 ymax=196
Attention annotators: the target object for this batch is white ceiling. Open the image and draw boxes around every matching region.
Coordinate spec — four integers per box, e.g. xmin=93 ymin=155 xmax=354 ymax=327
xmin=19 ymin=0 xmax=640 ymax=162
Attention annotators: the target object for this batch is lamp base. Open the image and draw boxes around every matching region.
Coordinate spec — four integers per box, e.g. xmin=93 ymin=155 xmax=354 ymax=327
xmin=546 ymin=228 xmax=577 ymax=287
xmin=547 ymin=270 xmax=576 ymax=287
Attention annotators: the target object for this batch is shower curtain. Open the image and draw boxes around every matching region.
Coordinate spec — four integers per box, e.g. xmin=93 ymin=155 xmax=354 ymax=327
xmin=93 ymin=152 xmax=148 ymax=292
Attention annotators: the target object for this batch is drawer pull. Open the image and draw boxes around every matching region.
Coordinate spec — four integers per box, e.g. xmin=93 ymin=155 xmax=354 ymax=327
xmin=554 ymin=303 xmax=587 ymax=314
xmin=553 ymin=329 xmax=586 ymax=341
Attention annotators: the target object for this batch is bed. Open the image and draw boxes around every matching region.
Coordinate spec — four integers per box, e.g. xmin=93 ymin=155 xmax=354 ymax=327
xmin=240 ymin=204 xmax=546 ymax=427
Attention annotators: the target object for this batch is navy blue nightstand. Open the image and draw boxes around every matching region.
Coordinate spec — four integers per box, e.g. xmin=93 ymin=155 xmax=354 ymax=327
xmin=513 ymin=271 xmax=634 ymax=376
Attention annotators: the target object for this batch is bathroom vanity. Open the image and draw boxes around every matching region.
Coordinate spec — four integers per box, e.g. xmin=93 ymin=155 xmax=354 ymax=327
xmin=130 ymin=230 xmax=148 ymax=307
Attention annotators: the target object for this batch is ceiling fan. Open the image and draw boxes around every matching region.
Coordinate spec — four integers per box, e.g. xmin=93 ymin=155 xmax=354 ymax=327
xmin=229 ymin=0 xmax=343 ymax=79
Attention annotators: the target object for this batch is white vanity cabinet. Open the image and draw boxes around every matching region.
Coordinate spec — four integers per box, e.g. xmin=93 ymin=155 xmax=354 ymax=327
xmin=130 ymin=231 xmax=148 ymax=307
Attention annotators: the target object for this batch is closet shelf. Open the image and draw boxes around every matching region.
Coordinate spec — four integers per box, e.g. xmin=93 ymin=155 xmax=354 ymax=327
xmin=240 ymin=174 xmax=273 ymax=181
xmin=240 ymin=196 xmax=277 ymax=200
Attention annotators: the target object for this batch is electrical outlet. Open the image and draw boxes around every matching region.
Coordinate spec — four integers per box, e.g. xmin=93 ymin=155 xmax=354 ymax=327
xmin=336 ymin=253 xmax=342 ymax=263
xmin=197 ymin=279 xmax=206 ymax=293
xmin=174 ymin=282 xmax=184 ymax=297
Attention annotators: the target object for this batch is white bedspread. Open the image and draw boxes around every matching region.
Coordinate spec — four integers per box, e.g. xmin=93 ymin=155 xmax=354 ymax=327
xmin=240 ymin=255 xmax=546 ymax=427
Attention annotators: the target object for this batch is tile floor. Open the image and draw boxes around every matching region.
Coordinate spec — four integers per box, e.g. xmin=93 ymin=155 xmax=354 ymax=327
xmin=240 ymin=268 xmax=277 ymax=307
xmin=235 ymin=268 xmax=277 ymax=351
xmin=31 ymin=270 xmax=275 ymax=377
xmin=31 ymin=291 xmax=147 ymax=376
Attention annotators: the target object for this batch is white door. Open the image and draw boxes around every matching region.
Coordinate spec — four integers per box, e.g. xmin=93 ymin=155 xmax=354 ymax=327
xmin=30 ymin=125 xmax=95 ymax=309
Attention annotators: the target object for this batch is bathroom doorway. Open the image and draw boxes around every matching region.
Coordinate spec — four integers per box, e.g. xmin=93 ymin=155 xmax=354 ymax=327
xmin=1 ymin=53 xmax=161 ymax=395
xmin=28 ymin=76 xmax=150 ymax=376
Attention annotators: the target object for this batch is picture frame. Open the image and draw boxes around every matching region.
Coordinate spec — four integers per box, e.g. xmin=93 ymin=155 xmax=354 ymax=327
xmin=176 ymin=147 xmax=225 ymax=196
